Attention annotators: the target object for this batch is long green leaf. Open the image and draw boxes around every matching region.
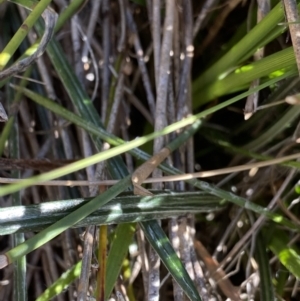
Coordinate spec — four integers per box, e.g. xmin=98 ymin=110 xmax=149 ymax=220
xmin=194 ymin=49 xmax=297 ymax=105
xmin=2 ymin=176 xmax=131 ymax=265
xmin=255 ymin=233 xmax=275 ymax=301
xmin=36 ymin=261 xmax=82 ymax=301
xmin=268 ymin=228 xmax=300 ymax=279
xmin=0 ymin=191 xmax=223 ymax=234
xmin=105 ymin=223 xmax=136 ymax=299
xmin=0 ymin=0 xmax=52 ymax=70
xmin=140 ymin=220 xmax=202 ymax=301
xmin=244 ymin=105 xmax=300 ymax=151
xmin=192 ymin=2 xmax=287 ymax=90
xmin=8 ymin=82 xmax=27 ymax=301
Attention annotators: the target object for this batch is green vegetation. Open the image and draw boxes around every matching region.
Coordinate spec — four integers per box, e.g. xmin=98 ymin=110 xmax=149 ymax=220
xmin=1 ymin=0 xmax=300 ymax=300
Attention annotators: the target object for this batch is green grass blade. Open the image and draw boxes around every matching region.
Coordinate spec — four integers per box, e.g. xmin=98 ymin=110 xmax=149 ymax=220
xmin=191 ymin=180 xmax=299 ymax=231
xmin=0 ymin=192 xmax=224 ymax=234
xmin=268 ymin=228 xmax=300 ymax=279
xmin=105 ymin=223 xmax=136 ymax=299
xmin=275 ymin=265 xmax=289 ymax=297
xmin=244 ymin=105 xmax=300 ymax=151
xmin=0 ymin=0 xmax=52 ymax=70
xmin=8 ymin=85 xmax=27 ymax=301
xmin=35 ymin=261 xmax=82 ymax=301
xmin=140 ymin=220 xmax=202 ymax=301
xmin=2 ymin=176 xmax=131 ymax=266
xmin=255 ymin=234 xmax=275 ymax=301
xmin=192 ymin=2 xmax=285 ymax=93
xmin=54 ymin=0 xmax=86 ymax=32
xmin=194 ymin=48 xmax=297 ymax=106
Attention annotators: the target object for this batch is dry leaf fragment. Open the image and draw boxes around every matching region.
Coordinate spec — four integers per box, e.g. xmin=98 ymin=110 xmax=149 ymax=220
xmin=131 ymin=147 xmax=170 ymax=195
xmin=285 ymin=94 xmax=300 ymax=105
xmin=194 ymin=240 xmax=242 ymax=301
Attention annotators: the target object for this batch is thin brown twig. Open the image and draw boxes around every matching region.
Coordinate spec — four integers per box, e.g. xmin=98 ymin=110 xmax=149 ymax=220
xmin=0 ymin=157 xmax=76 ymax=171
xmin=194 ymin=240 xmax=241 ymax=301
xmin=1 ymin=152 xmax=299 ymax=186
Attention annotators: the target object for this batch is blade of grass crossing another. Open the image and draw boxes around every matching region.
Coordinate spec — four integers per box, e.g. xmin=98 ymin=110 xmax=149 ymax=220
xmin=0 ymin=176 xmax=132 ymax=268
xmin=0 ymin=192 xmax=224 ymax=235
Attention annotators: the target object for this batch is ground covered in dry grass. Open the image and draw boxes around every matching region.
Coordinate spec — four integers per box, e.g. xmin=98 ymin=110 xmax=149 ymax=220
xmin=1 ymin=0 xmax=300 ymax=300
